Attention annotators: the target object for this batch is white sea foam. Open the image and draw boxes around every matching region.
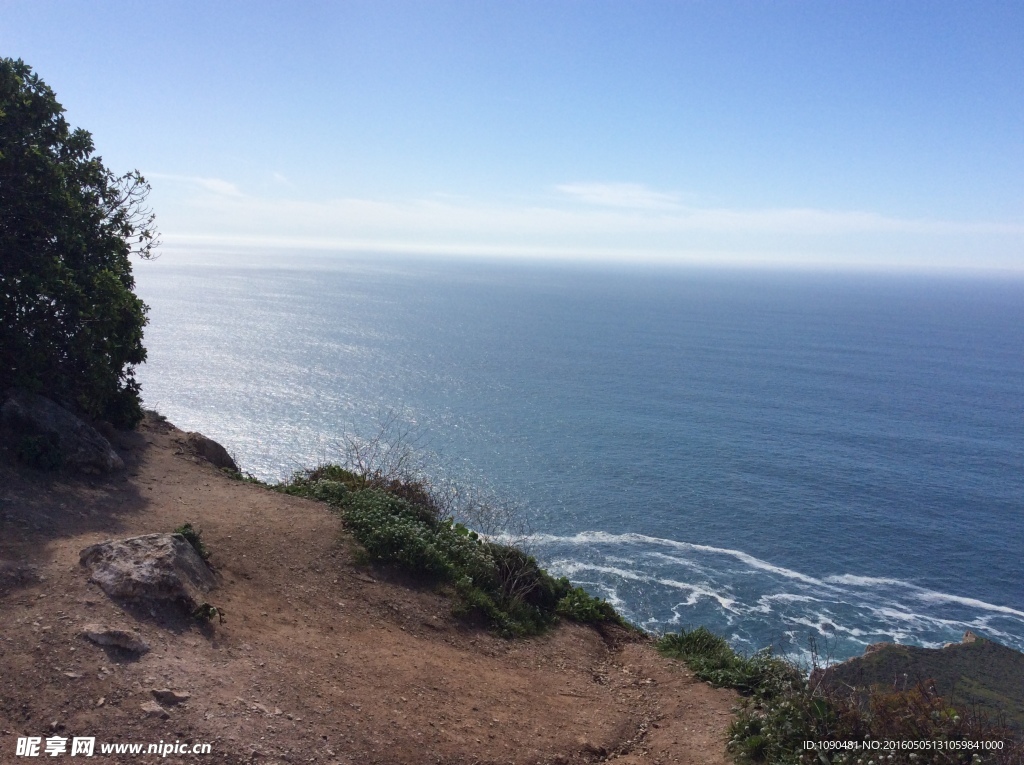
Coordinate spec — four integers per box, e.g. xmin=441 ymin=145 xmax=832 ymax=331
xmin=751 ymin=592 xmax=822 ymax=615
xmin=660 ymin=581 xmax=738 ymax=611
xmin=768 ymin=593 xmax=821 ymax=602
xmin=549 ymin=560 xmax=651 ymax=583
xmin=825 ymin=574 xmax=915 ymax=587
xmin=911 ymin=590 xmax=1024 ymax=618
xmin=530 ymin=529 xmax=1023 ymax=617
xmin=521 ymin=528 xmax=1024 ymax=657
xmin=522 ymin=530 xmax=827 ymax=585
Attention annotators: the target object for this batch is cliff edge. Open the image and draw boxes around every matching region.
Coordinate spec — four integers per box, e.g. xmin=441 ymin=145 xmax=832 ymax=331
xmin=0 ymin=412 xmax=736 ymax=764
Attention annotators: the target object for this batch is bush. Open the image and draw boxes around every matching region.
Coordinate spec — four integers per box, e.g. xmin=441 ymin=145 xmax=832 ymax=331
xmin=277 ymin=465 xmax=626 ymax=637
xmin=658 ymin=627 xmax=801 ymax=698
xmin=555 ymin=584 xmax=622 ymax=625
xmin=0 ymin=58 xmax=157 ymax=428
xmin=173 ymin=522 xmax=210 ymax=561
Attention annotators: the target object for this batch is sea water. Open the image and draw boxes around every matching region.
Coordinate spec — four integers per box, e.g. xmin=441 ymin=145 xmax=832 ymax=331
xmin=134 ymin=252 xmax=1024 ymax=662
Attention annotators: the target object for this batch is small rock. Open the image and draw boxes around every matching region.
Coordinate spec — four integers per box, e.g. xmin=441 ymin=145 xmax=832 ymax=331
xmin=151 ymin=689 xmax=190 ymax=705
xmin=140 ymin=701 xmax=169 ymax=719
xmin=82 ymin=625 xmax=150 ymax=654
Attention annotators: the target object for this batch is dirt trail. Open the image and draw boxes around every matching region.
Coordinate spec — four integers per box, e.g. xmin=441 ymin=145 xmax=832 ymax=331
xmin=0 ymin=414 xmax=736 ymax=764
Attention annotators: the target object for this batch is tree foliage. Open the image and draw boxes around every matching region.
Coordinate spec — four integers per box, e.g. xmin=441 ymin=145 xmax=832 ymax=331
xmin=0 ymin=58 xmax=157 ymax=428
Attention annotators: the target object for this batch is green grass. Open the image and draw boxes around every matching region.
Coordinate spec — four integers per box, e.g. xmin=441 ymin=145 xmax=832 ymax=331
xmin=658 ymin=627 xmax=802 ymax=698
xmin=277 ymin=465 xmax=626 ymax=637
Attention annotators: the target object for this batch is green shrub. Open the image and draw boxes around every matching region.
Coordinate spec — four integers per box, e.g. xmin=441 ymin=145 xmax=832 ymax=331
xmin=658 ymin=625 xmax=733 ymax=663
xmin=222 ymin=467 xmax=263 ymax=484
xmin=192 ymin=602 xmax=224 ymax=623
xmin=658 ymin=627 xmax=801 ymax=698
xmin=556 ymin=585 xmax=622 ymax=625
xmin=173 ymin=522 xmax=210 ymax=561
xmin=277 ymin=466 xmax=625 ymax=637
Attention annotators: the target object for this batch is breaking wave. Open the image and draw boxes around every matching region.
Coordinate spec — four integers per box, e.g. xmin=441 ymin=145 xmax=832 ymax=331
xmin=510 ymin=531 xmax=1024 ymax=661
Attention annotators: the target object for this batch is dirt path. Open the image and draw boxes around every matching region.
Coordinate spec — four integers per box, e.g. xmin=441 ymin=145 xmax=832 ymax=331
xmin=0 ymin=414 xmax=736 ymax=764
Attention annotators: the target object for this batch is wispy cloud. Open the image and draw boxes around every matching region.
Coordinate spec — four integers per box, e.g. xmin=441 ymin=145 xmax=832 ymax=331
xmin=556 ymin=182 xmax=684 ymax=211
xmin=149 ymin=173 xmax=243 ymax=197
xmin=147 ymin=177 xmax=1024 ymax=272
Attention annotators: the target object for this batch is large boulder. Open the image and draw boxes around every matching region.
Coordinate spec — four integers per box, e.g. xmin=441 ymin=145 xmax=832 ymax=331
xmin=79 ymin=533 xmax=217 ymax=610
xmin=2 ymin=390 xmax=124 ymax=473
xmin=184 ymin=432 xmax=238 ymax=471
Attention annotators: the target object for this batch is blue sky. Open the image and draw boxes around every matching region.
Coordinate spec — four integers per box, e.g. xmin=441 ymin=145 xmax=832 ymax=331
xmin=3 ymin=1 xmax=1023 ymax=271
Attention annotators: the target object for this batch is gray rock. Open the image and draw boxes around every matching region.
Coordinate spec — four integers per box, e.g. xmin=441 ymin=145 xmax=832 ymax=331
xmin=140 ymin=701 xmax=169 ymax=719
xmin=82 ymin=624 xmax=151 ymax=654
xmin=151 ymin=689 xmax=190 ymax=705
xmin=2 ymin=390 xmax=124 ymax=473
xmin=184 ymin=432 xmax=237 ymax=471
xmin=79 ymin=533 xmax=217 ymax=610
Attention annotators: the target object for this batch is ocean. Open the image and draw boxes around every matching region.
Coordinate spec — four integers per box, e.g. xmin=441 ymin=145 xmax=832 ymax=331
xmin=134 ymin=252 xmax=1024 ymax=662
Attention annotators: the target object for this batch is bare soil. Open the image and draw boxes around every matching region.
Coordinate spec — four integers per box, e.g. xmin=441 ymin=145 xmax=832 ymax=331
xmin=0 ymin=413 xmax=737 ymax=764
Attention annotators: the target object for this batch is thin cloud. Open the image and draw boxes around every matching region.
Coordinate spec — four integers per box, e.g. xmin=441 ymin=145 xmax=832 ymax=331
xmin=149 ymin=180 xmax=1024 ymax=272
xmin=196 ymin=178 xmax=243 ymax=197
xmin=149 ymin=173 xmax=244 ymax=197
xmin=556 ymin=182 xmax=684 ymax=211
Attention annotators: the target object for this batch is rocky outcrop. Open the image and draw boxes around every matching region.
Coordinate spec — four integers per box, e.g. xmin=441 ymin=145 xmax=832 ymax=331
xmin=816 ymin=632 xmax=1024 ymax=731
xmin=1 ymin=390 xmax=124 ymax=473
xmin=184 ymin=432 xmax=238 ymax=471
xmin=79 ymin=533 xmax=217 ymax=610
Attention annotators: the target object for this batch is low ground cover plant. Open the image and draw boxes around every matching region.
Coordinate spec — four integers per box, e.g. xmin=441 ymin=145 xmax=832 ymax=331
xmin=277 ymin=463 xmax=626 ymax=637
xmin=657 ymin=628 xmax=1022 ymax=765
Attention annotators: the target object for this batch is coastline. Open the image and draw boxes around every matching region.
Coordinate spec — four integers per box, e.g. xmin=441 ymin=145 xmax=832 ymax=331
xmin=0 ymin=412 xmax=736 ymax=764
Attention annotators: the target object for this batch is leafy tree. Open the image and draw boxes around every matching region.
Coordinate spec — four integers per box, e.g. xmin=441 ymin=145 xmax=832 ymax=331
xmin=0 ymin=58 xmax=157 ymax=427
